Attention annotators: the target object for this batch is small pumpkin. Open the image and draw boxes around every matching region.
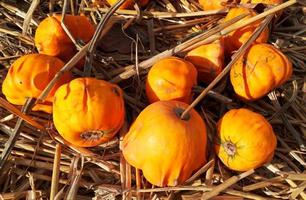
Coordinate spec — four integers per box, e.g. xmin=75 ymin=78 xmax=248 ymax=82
xmin=122 ymin=100 xmax=207 ymax=186
xmin=185 ymin=40 xmax=225 ymax=83
xmin=53 ymin=77 xmax=125 ymax=147
xmin=105 ymin=0 xmax=149 ymax=9
xmin=240 ymin=0 xmax=283 ymax=19
xmin=35 ymin=14 xmax=95 ymax=63
xmin=240 ymin=0 xmax=282 ymax=5
xmin=198 ymin=0 xmax=230 ymax=10
xmin=215 ymin=108 xmax=277 ymax=171
xmin=146 ymin=57 xmax=197 ymax=104
xmin=2 ymin=54 xmax=72 ymax=113
xmin=223 ymin=7 xmax=269 ymax=54
xmin=230 ymin=43 xmax=292 ymax=100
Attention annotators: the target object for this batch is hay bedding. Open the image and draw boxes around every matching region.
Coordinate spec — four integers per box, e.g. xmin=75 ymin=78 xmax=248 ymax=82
xmin=0 ymin=0 xmax=305 ymax=199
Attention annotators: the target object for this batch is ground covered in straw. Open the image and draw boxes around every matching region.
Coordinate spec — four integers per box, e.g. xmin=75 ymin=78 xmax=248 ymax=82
xmin=0 ymin=0 xmax=305 ymax=199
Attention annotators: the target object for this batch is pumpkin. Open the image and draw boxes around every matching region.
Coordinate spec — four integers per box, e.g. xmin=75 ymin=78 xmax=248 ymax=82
xmin=240 ymin=0 xmax=282 ymax=5
xmin=34 ymin=14 xmax=95 ymax=63
xmin=122 ymin=100 xmax=207 ymax=186
xmin=53 ymin=77 xmax=125 ymax=147
xmin=185 ymin=40 xmax=224 ymax=83
xmin=2 ymin=54 xmax=72 ymax=113
xmin=146 ymin=57 xmax=197 ymax=104
xmin=223 ymin=7 xmax=269 ymax=54
xmin=215 ymin=108 xmax=277 ymax=171
xmin=230 ymin=43 xmax=292 ymax=100
xmin=240 ymin=0 xmax=283 ymax=19
xmin=198 ymin=0 xmax=229 ymax=10
xmin=105 ymin=0 xmax=149 ymax=9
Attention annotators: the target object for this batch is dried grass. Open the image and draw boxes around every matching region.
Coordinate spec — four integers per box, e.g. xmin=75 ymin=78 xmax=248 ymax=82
xmin=0 ymin=0 xmax=305 ymax=199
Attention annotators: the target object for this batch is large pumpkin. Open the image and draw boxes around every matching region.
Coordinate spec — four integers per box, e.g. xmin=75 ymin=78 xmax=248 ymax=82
xmin=223 ymin=7 xmax=269 ymax=54
xmin=122 ymin=100 xmax=207 ymax=187
xmin=230 ymin=43 xmax=292 ymax=100
xmin=185 ymin=40 xmax=224 ymax=83
xmin=215 ymin=108 xmax=277 ymax=171
xmin=146 ymin=57 xmax=197 ymax=104
xmin=34 ymin=14 xmax=95 ymax=63
xmin=53 ymin=78 xmax=125 ymax=147
xmin=198 ymin=0 xmax=230 ymax=10
xmin=105 ymin=0 xmax=149 ymax=9
xmin=2 ymin=54 xmax=72 ymax=113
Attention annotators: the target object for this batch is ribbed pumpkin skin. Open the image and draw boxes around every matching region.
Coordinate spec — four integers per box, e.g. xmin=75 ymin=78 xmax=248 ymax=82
xmin=223 ymin=7 xmax=269 ymax=54
xmin=185 ymin=40 xmax=224 ymax=83
xmin=198 ymin=0 xmax=229 ymax=10
xmin=34 ymin=14 xmax=95 ymax=63
xmin=122 ymin=101 xmax=207 ymax=187
xmin=230 ymin=44 xmax=292 ymax=100
xmin=2 ymin=54 xmax=72 ymax=113
xmin=215 ymin=108 xmax=277 ymax=171
xmin=146 ymin=57 xmax=197 ymax=104
xmin=105 ymin=0 xmax=149 ymax=9
xmin=53 ymin=78 xmax=125 ymax=147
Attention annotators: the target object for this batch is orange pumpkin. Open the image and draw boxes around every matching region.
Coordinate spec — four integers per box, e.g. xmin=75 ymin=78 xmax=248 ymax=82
xmin=146 ymin=57 xmax=197 ymax=104
xmin=240 ymin=0 xmax=283 ymax=19
xmin=185 ymin=40 xmax=225 ymax=83
xmin=35 ymin=14 xmax=95 ymax=63
xmin=122 ymin=100 xmax=207 ymax=186
xmin=230 ymin=43 xmax=292 ymax=100
xmin=53 ymin=77 xmax=125 ymax=147
xmin=223 ymin=7 xmax=269 ymax=54
xmin=215 ymin=108 xmax=277 ymax=171
xmin=240 ymin=0 xmax=282 ymax=5
xmin=198 ymin=0 xmax=229 ymax=10
xmin=2 ymin=54 xmax=72 ymax=113
xmin=105 ymin=0 xmax=149 ymax=9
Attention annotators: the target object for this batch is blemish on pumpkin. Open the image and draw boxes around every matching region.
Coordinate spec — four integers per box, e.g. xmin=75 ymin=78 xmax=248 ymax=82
xmin=80 ymin=129 xmax=115 ymax=141
xmin=223 ymin=142 xmax=237 ymax=157
xmin=80 ymin=130 xmax=105 ymax=141
xmin=112 ymin=87 xmax=120 ymax=96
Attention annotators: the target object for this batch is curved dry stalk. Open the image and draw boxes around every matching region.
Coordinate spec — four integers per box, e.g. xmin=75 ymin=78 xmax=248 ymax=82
xmin=61 ymin=0 xmax=82 ymax=50
xmin=84 ymin=0 xmax=130 ymax=76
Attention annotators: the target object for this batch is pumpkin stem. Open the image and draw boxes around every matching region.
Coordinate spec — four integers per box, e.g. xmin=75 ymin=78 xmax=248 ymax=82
xmin=174 ymin=107 xmax=190 ymax=121
xmin=223 ymin=142 xmax=237 ymax=157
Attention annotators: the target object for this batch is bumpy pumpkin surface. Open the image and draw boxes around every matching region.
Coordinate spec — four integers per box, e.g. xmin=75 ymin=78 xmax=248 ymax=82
xmin=198 ymin=0 xmax=229 ymax=10
xmin=146 ymin=57 xmax=197 ymax=104
xmin=2 ymin=54 xmax=72 ymax=113
xmin=106 ymin=0 xmax=149 ymax=9
xmin=215 ymin=108 xmax=277 ymax=171
xmin=230 ymin=43 xmax=292 ymax=100
xmin=223 ymin=7 xmax=269 ymax=54
xmin=53 ymin=78 xmax=125 ymax=147
xmin=35 ymin=14 xmax=95 ymax=63
xmin=185 ymin=40 xmax=224 ymax=83
xmin=122 ymin=100 xmax=207 ymax=186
